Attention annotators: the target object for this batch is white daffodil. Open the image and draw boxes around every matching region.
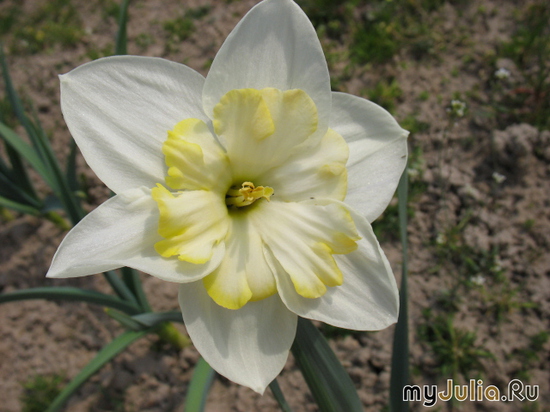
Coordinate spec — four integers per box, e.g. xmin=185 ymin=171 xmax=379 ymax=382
xmin=47 ymin=0 xmax=408 ymax=393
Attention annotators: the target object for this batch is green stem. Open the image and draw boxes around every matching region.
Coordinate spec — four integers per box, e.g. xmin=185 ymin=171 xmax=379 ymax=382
xmin=156 ymin=322 xmax=191 ymax=349
xmin=44 ymin=211 xmax=71 ymax=230
xmin=389 ymin=169 xmax=409 ymax=412
xmin=121 ymin=266 xmax=151 ymax=312
xmin=269 ymin=379 xmax=294 ymax=412
xmin=0 ymin=287 xmax=141 ymax=314
xmin=103 ymin=270 xmax=139 ymax=305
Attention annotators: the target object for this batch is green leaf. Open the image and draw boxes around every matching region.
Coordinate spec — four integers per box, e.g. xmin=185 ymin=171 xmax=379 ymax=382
xmin=0 ymin=170 xmax=42 ymax=208
xmin=269 ymin=379 xmax=294 ymax=412
xmin=0 ymin=194 xmax=41 ymax=215
xmin=0 ymin=121 xmax=53 ymax=185
xmin=0 ymin=48 xmax=52 ymax=175
xmin=103 ymin=269 xmax=139 ymax=305
xmin=4 ymin=141 xmax=37 ymax=198
xmin=0 ymin=46 xmax=37 ymax=147
xmin=65 ymin=138 xmax=79 ymax=192
xmin=390 ymin=169 xmax=410 ymax=412
xmin=0 ymin=152 xmax=13 ymax=176
xmin=44 ymin=328 xmax=153 ymax=412
xmin=115 ymin=0 xmax=131 ymax=55
xmin=121 ymin=266 xmax=151 ymax=312
xmin=291 ymin=318 xmax=363 ymax=412
xmin=0 ymin=287 xmax=140 ymax=314
xmin=184 ymin=357 xmax=216 ymax=412
xmin=0 ymin=48 xmax=84 ymax=225
xmin=28 ymin=109 xmax=84 ymax=225
xmin=105 ymin=308 xmax=145 ymax=330
xmin=105 ymin=309 xmax=183 ymax=331
xmin=132 ymin=311 xmax=183 ymax=326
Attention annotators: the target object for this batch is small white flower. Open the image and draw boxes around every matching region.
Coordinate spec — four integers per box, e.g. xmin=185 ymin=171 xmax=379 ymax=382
xmin=463 ymin=184 xmax=477 ymax=198
xmin=471 ymin=274 xmax=486 ymax=286
xmin=448 ymin=99 xmax=467 ymax=118
xmin=494 ymin=67 xmax=511 ymax=79
xmin=47 ymin=0 xmax=408 ymax=393
xmin=492 ymin=171 xmax=506 ymax=184
xmin=492 ymin=257 xmax=503 ymax=273
xmin=436 ymin=233 xmax=447 ymax=245
xmin=407 ymin=167 xmax=419 ymax=179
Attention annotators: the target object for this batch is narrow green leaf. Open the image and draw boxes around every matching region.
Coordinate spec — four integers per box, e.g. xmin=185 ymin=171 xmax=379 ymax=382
xmin=105 ymin=308 xmax=144 ymax=330
xmin=0 ymin=48 xmax=84 ymax=224
xmin=0 ymin=194 xmax=41 ymax=215
xmin=103 ymin=269 xmax=139 ymax=305
xmin=269 ymin=379 xmax=294 ymax=412
xmin=115 ymin=0 xmax=131 ymax=55
xmin=121 ymin=266 xmax=151 ymax=312
xmin=291 ymin=318 xmax=363 ymax=412
xmin=184 ymin=357 xmax=216 ymax=412
xmin=390 ymin=169 xmax=410 ymax=412
xmin=45 ymin=329 xmax=152 ymax=412
xmin=0 ymin=47 xmax=51 ymax=169
xmin=106 ymin=310 xmax=187 ymax=348
xmin=104 ymin=309 xmax=182 ymax=332
xmin=28 ymin=110 xmax=84 ymax=225
xmin=0 ymin=170 xmax=42 ymax=208
xmin=4 ymin=141 xmax=37 ymax=197
xmin=0 ymin=287 xmax=141 ymax=314
xmin=65 ymin=138 xmax=79 ymax=192
xmin=0 ymin=121 xmax=52 ymax=185
xmin=132 ymin=311 xmax=183 ymax=326
xmin=0 ymin=136 xmax=40 ymax=210
xmin=0 ymin=122 xmax=51 ymax=185
xmin=0 ymin=47 xmax=35 ymax=145
xmin=0 ymin=152 xmax=13 ymax=176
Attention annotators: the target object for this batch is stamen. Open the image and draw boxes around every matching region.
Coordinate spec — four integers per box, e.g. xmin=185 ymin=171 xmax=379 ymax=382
xmin=226 ymin=181 xmax=274 ymax=207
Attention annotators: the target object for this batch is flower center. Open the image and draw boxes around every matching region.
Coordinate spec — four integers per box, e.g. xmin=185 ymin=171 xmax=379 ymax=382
xmin=225 ymin=181 xmax=274 ymax=208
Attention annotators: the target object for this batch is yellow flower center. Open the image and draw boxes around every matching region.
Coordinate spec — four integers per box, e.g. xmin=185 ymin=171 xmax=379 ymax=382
xmin=151 ymin=87 xmax=357 ymax=310
xmin=225 ymin=182 xmax=274 ymax=208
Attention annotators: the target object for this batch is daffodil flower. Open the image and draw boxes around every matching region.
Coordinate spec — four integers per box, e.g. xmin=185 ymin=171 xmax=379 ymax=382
xmin=47 ymin=0 xmax=408 ymax=393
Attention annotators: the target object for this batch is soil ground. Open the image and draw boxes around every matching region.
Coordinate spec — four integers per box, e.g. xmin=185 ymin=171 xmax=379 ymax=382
xmin=0 ymin=0 xmax=548 ymax=411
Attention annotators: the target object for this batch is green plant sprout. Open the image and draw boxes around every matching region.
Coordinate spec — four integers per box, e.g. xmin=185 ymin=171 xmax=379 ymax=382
xmin=20 ymin=374 xmax=65 ymax=412
xmin=9 ymin=0 xmax=83 ymax=54
xmin=418 ymin=309 xmax=493 ymax=382
xmin=511 ymin=331 xmax=549 ymax=381
xmin=499 ymin=2 xmax=550 ymax=130
xmin=163 ymin=6 xmax=211 ymax=53
xmin=482 ymin=282 xmax=538 ymax=324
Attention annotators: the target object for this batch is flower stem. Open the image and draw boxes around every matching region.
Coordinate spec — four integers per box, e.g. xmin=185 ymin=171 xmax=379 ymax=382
xmin=44 ymin=211 xmax=71 ymax=230
xmin=156 ymin=322 xmax=191 ymax=350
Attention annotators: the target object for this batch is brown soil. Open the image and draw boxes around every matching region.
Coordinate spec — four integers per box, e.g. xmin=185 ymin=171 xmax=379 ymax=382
xmin=0 ymin=0 xmax=548 ymax=411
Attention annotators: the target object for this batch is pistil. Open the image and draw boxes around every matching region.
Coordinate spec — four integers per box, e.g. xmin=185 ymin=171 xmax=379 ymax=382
xmin=226 ymin=181 xmax=273 ymax=207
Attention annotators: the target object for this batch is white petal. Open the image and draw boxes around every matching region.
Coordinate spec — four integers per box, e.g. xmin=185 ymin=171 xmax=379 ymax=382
xmin=202 ymin=214 xmax=277 ymax=310
xmin=260 ymin=128 xmax=348 ymax=202
xmin=47 ymin=187 xmax=224 ymax=283
xmin=250 ymin=200 xmax=358 ymax=299
xmin=152 ymin=186 xmax=229 ymax=265
xmin=179 ymin=283 xmax=297 ymax=394
xmin=273 ymin=202 xmax=399 ymax=331
xmin=163 ymin=118 xmax=231 ymax=193
xmin=330 ymin=92 xmax=409 ymax=222
xmin=203 ymin=0 xmax=330 ymax=139
xmin=60 ymin=56 xmax=206 ymax=194
xmin=213 ymin=88 xmax=319 ymax=179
